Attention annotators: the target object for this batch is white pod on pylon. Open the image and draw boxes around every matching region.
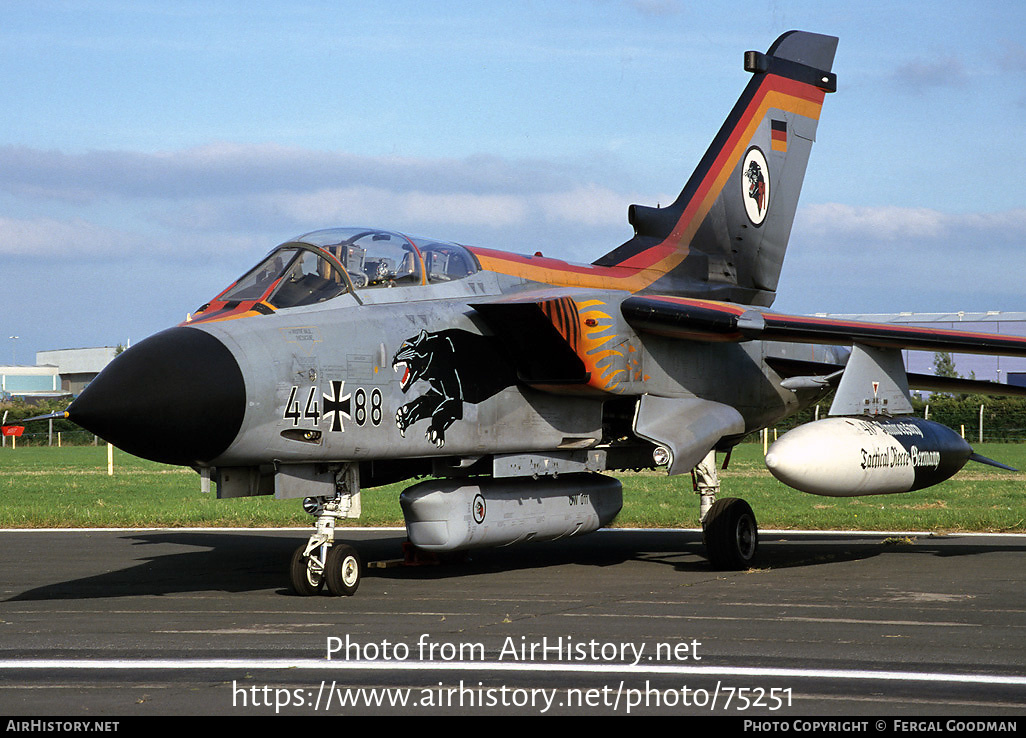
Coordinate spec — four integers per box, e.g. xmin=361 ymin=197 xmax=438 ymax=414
xmin=401 ymin=474 xmax=623 ymax=551
xmin=764 ymin=416 xmax=972 ymax=497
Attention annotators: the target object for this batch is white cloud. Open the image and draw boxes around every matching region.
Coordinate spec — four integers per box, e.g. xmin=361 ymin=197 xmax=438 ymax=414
xmin=0 ymin=143 xmax=633 ymax=261
xmin=154 ymin=183 xmax=653 ymax=247
xmin=624 ymin=0 xmax=683 ymax=17
xmin=891 ymin=54 xmax=969 ymax=91
xmin=0 ymin=144 xmax=581 ymax=202
xmin=0 ymin=216 xmax=136 ymax=257
xmin=780 ymin=202 xmax=1026 ymax=314
xmin=539 ymin=185 xmax=640 ymax=227
xmin=0 ymin=142 xmax=664 ymax=260
xmin=797 ymin=203 xmax=1026 ymax=244
xmin=271 ymin=187 xmax=530 ymax=229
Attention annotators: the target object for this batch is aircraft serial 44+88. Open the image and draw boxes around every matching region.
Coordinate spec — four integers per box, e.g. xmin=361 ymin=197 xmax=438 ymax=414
xmin=33 ymin=30 xmax=1026 ymax=596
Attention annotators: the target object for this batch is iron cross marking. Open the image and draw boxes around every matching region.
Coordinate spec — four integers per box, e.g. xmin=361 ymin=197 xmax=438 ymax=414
xmin=322 ymin=380 xmax=352 ymax=432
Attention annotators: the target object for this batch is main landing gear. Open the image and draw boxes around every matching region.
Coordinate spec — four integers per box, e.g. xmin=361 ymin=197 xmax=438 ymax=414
xmin=289 ymin=494 xmax=362 ymax=596
xmin=693 ymin=450 xmax=759 ymax=570
xmin=703 ymin=497 xmax=758 ymax=570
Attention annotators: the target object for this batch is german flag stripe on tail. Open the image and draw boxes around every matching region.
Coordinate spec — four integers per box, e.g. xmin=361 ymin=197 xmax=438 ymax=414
xmin=771 ymin=119 xmax=788 ymax=152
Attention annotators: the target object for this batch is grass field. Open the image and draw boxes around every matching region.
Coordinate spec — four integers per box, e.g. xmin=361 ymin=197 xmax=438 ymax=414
xmin=0 ymin=443 xmax=1024 ymax=531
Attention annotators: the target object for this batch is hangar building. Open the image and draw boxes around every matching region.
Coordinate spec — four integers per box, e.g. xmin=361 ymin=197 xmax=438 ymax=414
xmin=34 ymin=346 xmax=120 ymax=396
xmin=0 ymin=364 xmax=67 ymax=401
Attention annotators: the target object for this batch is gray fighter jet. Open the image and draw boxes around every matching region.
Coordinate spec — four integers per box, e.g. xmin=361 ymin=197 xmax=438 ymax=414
xmin=39 ymin=31 xmax=1026 ymax=595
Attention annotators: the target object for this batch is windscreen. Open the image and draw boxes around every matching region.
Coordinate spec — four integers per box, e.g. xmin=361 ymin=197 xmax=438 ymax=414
xmin=217 ymin=245 xmax=351 ymax=308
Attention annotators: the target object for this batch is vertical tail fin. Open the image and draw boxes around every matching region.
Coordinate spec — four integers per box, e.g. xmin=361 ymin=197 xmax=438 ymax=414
xmin=594 ymin=30 xmax=837 ymax=306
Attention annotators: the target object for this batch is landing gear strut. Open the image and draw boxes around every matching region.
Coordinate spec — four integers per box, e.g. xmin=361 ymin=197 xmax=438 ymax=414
xmin=693 ymin=450 xmax=758 ymax=570
xmin=289 ymin=490 xmax=362 ymax=596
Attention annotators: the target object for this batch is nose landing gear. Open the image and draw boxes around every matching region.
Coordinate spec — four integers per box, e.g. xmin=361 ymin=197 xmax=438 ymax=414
xmin=289 ymin=491 xmax=362 ymax=596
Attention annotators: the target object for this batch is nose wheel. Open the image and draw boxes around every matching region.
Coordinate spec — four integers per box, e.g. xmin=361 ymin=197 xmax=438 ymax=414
xmin=289 ymin=543 xmax=325 ymax=595
xmin=325 ymin=544 xmax=361 ymax=596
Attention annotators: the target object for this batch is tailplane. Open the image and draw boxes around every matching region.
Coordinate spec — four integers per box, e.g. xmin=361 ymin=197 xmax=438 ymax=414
xmin=594 ymin=30 xmax=837 ymax=306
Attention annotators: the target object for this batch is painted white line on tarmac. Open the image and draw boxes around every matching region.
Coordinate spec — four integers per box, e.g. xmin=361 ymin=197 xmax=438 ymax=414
xmin=0 ymin=527 xmax=1024 ymax=537
xmin=1 ymin=659 xmax=1024 ymax=686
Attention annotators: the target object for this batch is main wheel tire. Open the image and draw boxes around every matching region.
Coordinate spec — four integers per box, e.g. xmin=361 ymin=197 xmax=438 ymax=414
xmin=289 ymin=544 xmax=324 ymax=596
xmin=703 ymin=497 xmax=758 ymax=570
xmin=325 ymin=544 xmax=361 ymax=596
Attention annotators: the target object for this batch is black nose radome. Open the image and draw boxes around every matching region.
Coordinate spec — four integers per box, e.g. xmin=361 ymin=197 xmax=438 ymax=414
xmin=69 ymin=327 xmax=246 ymax=466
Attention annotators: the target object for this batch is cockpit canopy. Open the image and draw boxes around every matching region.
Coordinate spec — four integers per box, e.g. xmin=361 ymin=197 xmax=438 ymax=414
xmin=196 ymin=228 xmax=480 ymax=318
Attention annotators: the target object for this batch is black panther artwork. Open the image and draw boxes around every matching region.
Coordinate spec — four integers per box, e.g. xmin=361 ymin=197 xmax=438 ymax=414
xmin=391 ymin=328 xmax=516 ymax=446
xmin=745 ymin=157 xmax=766 ymax=216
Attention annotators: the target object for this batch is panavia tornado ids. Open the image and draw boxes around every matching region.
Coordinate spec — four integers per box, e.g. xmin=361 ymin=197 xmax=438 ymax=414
xmin=35 ymin=30 xmax=1026 ymax=595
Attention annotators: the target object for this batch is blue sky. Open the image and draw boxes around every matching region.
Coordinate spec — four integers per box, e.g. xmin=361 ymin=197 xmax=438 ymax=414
xmin=3 ymin=1 xmax=1026 ymax=362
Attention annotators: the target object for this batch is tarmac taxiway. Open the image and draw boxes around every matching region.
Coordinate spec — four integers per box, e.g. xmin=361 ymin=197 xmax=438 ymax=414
xmin=1 ymin=527 xmax=1024 ymax=715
